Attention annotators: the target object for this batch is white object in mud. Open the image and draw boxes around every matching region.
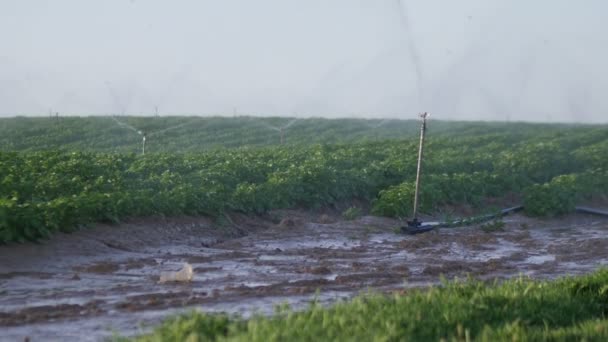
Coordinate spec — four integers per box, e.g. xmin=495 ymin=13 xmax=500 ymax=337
xmin=159 ymin=263 xmax=193 ymax=283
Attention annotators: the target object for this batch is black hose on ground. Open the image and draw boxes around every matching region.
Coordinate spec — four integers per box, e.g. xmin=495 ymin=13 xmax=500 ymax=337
xmin=403 ymin=205 xmax=608 ymax=235
xmin=575 ymin=206 xmax=608 ymax=216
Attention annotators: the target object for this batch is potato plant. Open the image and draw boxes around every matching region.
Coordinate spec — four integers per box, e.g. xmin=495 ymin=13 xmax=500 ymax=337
xmin=1 ymin=121 xmax=607 ymax=243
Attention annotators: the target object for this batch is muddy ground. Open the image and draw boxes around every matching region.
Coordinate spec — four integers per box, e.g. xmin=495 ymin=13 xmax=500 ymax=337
xmin=1 ymin=210 xmax=608 ymax=341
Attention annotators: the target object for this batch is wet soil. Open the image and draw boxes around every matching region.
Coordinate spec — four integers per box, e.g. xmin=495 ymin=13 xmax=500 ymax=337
xmin=1 ymin=211 xmax=607 ymax=341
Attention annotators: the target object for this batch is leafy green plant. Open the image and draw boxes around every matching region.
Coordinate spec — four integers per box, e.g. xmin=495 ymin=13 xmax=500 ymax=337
xmin=524 ymin=174 xmax=578 ymax=217
xmin=132 ymin=269 xmax=608 ymax=342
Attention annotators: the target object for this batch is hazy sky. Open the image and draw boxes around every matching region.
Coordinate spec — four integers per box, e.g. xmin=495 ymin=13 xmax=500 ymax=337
xmin=1 ymin=0 xmax=607 ymax=122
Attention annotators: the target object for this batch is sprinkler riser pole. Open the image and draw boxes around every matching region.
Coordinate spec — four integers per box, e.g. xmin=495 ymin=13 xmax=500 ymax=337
xmin=142 ymin=135 xmax=146 ymax=155
xmin=412 ymin=113 xmax=428 ymax=223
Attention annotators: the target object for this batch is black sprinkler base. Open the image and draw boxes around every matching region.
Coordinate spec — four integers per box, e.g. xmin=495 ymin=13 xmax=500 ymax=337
xmin=402 ymin=218 xmax=435 ymax=235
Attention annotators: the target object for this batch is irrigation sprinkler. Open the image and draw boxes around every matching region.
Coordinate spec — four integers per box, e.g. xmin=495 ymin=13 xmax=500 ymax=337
xmin=141 ymin=132 xmax=147 ymax=155
xmin=403 ymin=112 xmax=430 ymax=233
xmin=258 ymin=118 xmax=299 ymax=145
xmin=110 ymin=116 xmax=194 ymax=155
xmin=48 ymin=109 xmax=60 ymax=122
xmin=110 ymin=116 xmax=145 ymax=153
xmin=398 ymin=113 xmax=524 ymax=235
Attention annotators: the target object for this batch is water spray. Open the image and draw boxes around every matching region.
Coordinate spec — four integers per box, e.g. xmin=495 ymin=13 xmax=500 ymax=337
xmin=110 ymin=116 xmax=137 ymax=133
xmin=395 ymin=0 xmax=424 ymax=108
xmin=366 ymin=118 xmax=390 ymax=129
xmin=257 ymin=118 xmax=299 ymax=145
xmin=110 ymin=116 xmax=194 ymax=155
xmin=364 ymin=118 xmax=391 ymax=140
xmin=105 ymin=81 xmax=133 ymax=117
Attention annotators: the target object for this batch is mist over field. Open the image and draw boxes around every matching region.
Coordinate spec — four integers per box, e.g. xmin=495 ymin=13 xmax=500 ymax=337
xmin=0 ymin=0 xmax=606 ymax=122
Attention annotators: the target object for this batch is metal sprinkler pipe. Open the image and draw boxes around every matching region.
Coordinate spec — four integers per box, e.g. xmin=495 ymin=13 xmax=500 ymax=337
xmin=408 ymin=112 xmax=429 ymax=228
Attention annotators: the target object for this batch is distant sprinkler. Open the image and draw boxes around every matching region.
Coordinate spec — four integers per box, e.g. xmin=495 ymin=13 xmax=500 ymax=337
xmin=141 ymin=131 xmax=147 ymax=155
xmin=111 ymin=116 xmax=192 ymax=155
xmin=142 ymin=121 xmax=193 ymax=154
xmin=48 ymin=108 xmax=60 ymax=122
xmin=365 ymin=118 xmax=390 ymax=129
xmin=48 ymin=109 xmax=60 ymax=124
xmin=280 ymin=118 xmax=299 ymax=144
xmin=365 ymin=118 xmax=390 ymax=140
xmin=259 ymin=118 xmax=299 ymax=145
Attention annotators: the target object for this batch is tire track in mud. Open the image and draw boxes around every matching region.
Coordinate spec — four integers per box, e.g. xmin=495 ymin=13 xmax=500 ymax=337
xmin=1 ymin=211 xmax=607 ymax=341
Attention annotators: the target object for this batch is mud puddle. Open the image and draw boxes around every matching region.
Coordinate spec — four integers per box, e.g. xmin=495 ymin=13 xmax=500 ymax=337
xmin=1 ymin=212 xmax=608 ymax=341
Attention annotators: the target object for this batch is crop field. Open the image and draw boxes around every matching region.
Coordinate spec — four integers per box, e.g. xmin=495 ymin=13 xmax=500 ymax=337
xmin=0 ymin=116 xmax=591 ymax=151
xmin=1 ymin=117 xmax=608 ymax=341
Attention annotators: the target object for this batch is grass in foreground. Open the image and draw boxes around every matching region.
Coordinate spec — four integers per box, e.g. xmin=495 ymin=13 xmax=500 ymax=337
xmin=131 ymin=269 xmax=608 ymax=341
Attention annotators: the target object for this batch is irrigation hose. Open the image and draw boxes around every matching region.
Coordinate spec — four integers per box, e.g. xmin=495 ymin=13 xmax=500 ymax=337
xmin=402 ymin=205 xmax=608 ymax=235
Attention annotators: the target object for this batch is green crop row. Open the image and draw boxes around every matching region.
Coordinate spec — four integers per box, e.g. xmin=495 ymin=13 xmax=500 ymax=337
xmin=524 ymin=169 xmax=608 ymax=216
xmin=130 ymin=269 xmax=608 ymax=341
xmin=1 ymin=123 xmax=607 ymax=243
xmin=372 ymin=171 xmax=516 ymax=218
xmin=1 ymin=116 xmax=606 ymax=152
